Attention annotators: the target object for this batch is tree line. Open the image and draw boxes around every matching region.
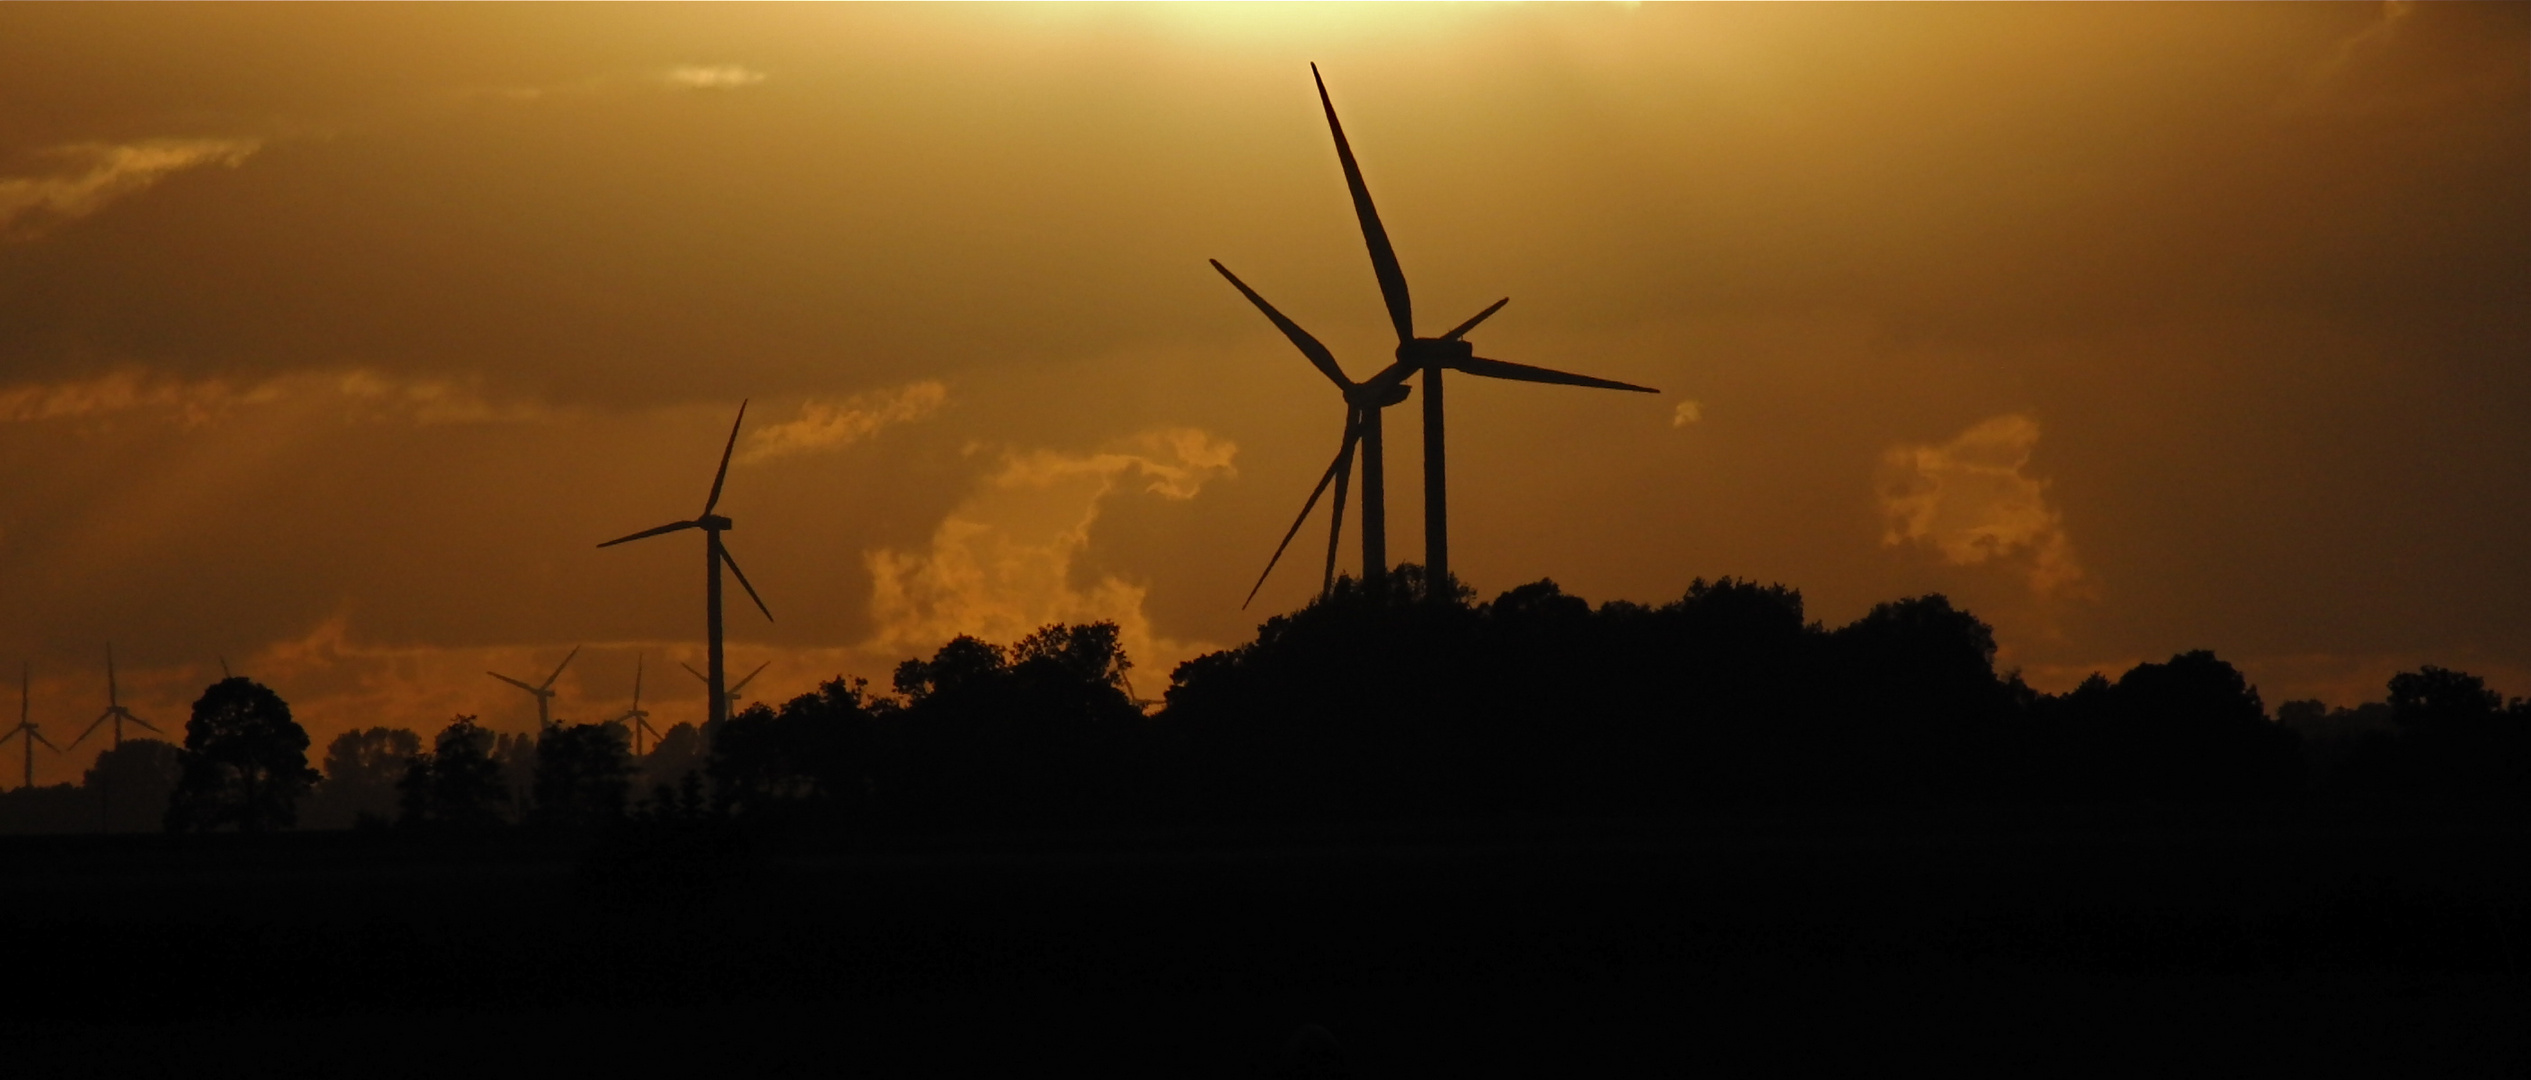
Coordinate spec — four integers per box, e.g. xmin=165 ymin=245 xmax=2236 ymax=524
xmin=2 ymin=569 xmax=2525 ymax=835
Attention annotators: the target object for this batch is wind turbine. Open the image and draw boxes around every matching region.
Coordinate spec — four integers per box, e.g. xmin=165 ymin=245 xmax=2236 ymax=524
xmin=487 ymin=645 xmax=581 ymax=729
xmin=1236 ymin=64 xmax=1659 ymax=602
xmin=70 ymin=644 xmax=160 ymax=751
xmin=683 ymin=659 xmax=770 ymax=715
xmin=1211 ymin=260 xmax=1417 ymax=607
xmin=1 ymin=664 xmax=59 ymax=790
xmin=598 ymin=403 xmax=773 ymax=729
xmin=617 ymin=655 xmax=666 ymax=755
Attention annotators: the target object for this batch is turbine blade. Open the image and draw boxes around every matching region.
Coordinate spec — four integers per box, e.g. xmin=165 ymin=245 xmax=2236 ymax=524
xmin=31 ymin=729 xmax=58 ymax=751
xmin=124 ymin=714 xmax=160 ymax=734
xmin=703 ymin=401 xmax=748 ymax=514
xmin=542 ymin=645 xmax=582 ymax=690
xmin=1209 ymin=260 xmax=1350 ymax=389
xmin=0 ymin=728 xmax=17 ymax=749
xmin=1321 ymin=420 xmax=1358 ymax=599
xmin=720 ymin=547 xmax=773 ymax=623
xmin=597 ymin=520 xmax=699 ymax=548
xmin=1455 ymin=356 xmax=1659 ymax=394
xmin=1312 ymin=63 xmax=1413 ymax=343
xmin=1243 ymin=414 xmax=1358 ymax=609
xmin=488 ymin=672 xmax=541 ymax=694
xmin=1441 ymin=298 xmax=1510 ymax=342
xmin=1363 ymin=359 xmax=1418 ymax=394
xmin=731 ymin=660 xmax=771 ymax=695
xmin=68 ymin=712 xmax=112 ymax=750
xmin=681 ymin=662 xmax=708 ymax=684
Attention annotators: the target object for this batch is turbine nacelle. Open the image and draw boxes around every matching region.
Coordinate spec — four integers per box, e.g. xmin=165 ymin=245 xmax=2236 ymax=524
xmin=1343 ymin=381 xmax=1412 ymax=410
xmin=700 ymin=514 xmax=733 ymax=531
xmin=1397 ymin=338 xmax=1474 ymax=368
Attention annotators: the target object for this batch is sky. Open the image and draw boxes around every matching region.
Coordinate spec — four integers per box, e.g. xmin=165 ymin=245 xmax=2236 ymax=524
xmin=0 ymin=3 xmax=2523 ymax=784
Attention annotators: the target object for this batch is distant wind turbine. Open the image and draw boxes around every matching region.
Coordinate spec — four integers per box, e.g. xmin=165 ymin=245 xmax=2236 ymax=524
xmin=618 ymin=655 xmax=666 ymax=755
xmin=598 ymin=403 xmax=774 ymax=729
xmin=70 ymin=645 xmax=160 ymax=750
xmin=1 ymin=664 xmax=59 ymax=790
xmin=683 ymin=659 xmax=769 ymax=714
xmin=1222 ymin=65 xmax=1660 ymax=603
xmin=487 ymin=645 xmax=581 ymax=729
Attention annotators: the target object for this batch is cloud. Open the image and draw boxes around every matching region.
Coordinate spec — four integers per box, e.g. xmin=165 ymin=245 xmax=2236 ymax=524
xmin=738 ymin=381 xmax=948 ymax=464
xmin=1879 ymin=414 xmax=2090 ymax=600
xmin=0 ymin=370 xmax=556 ymax=429
xmin=863 ymin=428 xmax=1238 ymax=685
xmin=1671 ymin=400 xmax=1703 ymax=427
xmin=0 ymin=139 xmax=259 ymax=239
xmin=665 ymin=65 xmax=768 ymax=90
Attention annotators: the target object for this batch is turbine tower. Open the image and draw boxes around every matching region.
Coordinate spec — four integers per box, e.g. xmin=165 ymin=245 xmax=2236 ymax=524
xmin=488 ymin=645 xmax=581 ymax=729
xmin=617 ymin=655 xmax=666 ymax=756
xmin=1 ymin=664 xmax=59 ymax=790
xmin=683 ymin=659 xmax=769 ymax=715
xmin=70 ymin=644 xmax=161 ymax=750
xmin=1293 ymin=63 xmax=1660 ymax=600
xmin=598 ymin=403 xmax=774 ymax=729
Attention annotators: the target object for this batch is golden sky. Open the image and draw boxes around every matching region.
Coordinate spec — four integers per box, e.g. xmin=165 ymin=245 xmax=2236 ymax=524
xmin=0 ymin=3 xmax=2523 ymax=783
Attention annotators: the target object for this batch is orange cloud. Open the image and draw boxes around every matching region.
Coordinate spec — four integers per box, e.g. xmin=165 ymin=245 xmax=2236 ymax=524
xmin=738 ymin=381 xmax=947 ymax=464
xmin=863 ymin=428 xmax=1237 ymax=685
xmin=1879 ymin=414 xmax=2091 ymax=601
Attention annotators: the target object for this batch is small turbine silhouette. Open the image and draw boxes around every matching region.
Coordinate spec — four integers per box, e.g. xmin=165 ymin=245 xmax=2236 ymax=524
xmin=488 ymin=645 xmax=581 ymax=729
xmin=70 ymin=644 xmax=160 ymax=750
xmin=0 ymin=663 xmax=59 ymax=790
xmin=684 ymin=659 xmax=770 ymax=715
xmin=617 ymin=655 xmax=666 ymax=755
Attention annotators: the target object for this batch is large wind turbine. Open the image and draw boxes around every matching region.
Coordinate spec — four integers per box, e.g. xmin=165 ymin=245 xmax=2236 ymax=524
xmin=617 ymin=656 xmax=665 ymax=756
xmin=1288 ymin=63 xmax=1660 ymax=599
xmin=683 ymin=659 xmax=769 ymax=715
xmin=488 ymin=645 xmax=581 ymax=729
xmin=1211 ymin=260 xmax=1415 ymax=607
xmin=70 ymin=644 xmax=160 ymax=751
xmin=1 ymin=664 xmax=58 ymax=790
xmin=598 ymin=403 xmax=774 ymax=729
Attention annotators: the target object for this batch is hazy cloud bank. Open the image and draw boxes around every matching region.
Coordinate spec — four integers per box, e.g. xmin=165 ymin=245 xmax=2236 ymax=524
xmin=0 ymin=139 xmax=258 ymax=240
xmin=0 ymin=370 xmax=555 ymax=429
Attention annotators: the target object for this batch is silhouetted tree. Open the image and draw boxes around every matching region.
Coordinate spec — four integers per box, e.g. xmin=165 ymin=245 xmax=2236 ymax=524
xmin=83 ymin=738 xmax=182 ymax=833
xmin=398 ymin=715 xmax=508 ymax=829
xmin=2379 ymin=666 xmax=2529 ymax=810
xmin=165 ymin=677 xmax=320 ymax=833
xmin=709 ymin=677 xmax=882 ymax=821
xmin=2103 ymin=651 xmax=2298 ymax=801
xmin=2389 ymin=666 xmax=2505 ymax=736
xmin=532 ymin=721 xmax=634 ymax=828
xmin=305 ymin=726 xmax=422 ymax=829
xmin=640 ymin=721 xmax=707 ymax=801
xmin=890 ymin=623 xmax=1150 ymax=828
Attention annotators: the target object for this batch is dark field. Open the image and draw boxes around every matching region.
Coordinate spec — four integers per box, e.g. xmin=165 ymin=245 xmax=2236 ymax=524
xmin=5 ymin=813 xmax=2526 ymax=1077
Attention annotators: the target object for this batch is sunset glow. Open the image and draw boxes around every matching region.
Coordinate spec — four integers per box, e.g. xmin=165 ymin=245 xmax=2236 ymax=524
xmin=0 ymin=2 xmax=2523 ymax=783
